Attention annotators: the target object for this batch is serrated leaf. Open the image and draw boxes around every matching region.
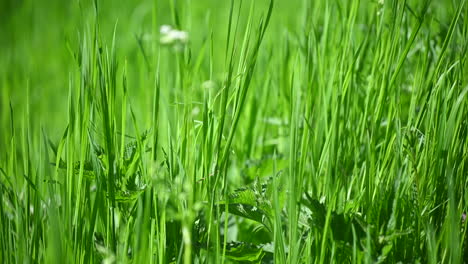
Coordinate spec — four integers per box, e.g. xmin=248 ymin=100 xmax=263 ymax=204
xmin=219 ymin=179 xmax=274 ymax=231
xmin=113 ymin=188 xmax=145 ymax=203
xmin=301 ymin=193 xmax=366 ymax=244
xmin=224 ymin=241 xmax=265 ymax=263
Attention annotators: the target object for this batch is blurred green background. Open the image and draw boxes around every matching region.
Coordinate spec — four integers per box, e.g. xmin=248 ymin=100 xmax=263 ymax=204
xmin=0 ymin=0 xmax=457 ymax=133
xmin=0 ymin=0 xmax=303 ymax=138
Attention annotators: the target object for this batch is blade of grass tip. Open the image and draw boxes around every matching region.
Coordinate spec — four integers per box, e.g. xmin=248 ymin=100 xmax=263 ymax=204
xmin=152 ymin=55 xmax=161 ymax=162
xmin=6 ymin=103 xmax=18 ymax=247
xmin=135 ymin=34 xmax=151 ymax=72
xmin=120 ymin=60 xmax=128 ymax=167
xmin=97 ymin=32 xmax=118 ymax=253
xmin=214 ymin=52 xmax=235 ymax=181
xmin=220 ymin=0 xmax=274 ymax=167
xmin=9 ymin=102 xmax=14 ymax=144
xmin=129 ymin=105 xmax=143 ymax=169
xmin=66 ymin=75 xmax=76 ymax=228
xmin=388 ymin=0 xmax=430 ymax=89
xmin=53 ymin=126 xmax=69 ymax=181
xmin=288 ymin=66 xmax=299 ymax=264
xmin=9 ymin=114 xmax=28 ymax=263
xmin=215 ymin=0 xmax=240 ymax=169
xmin=73 ymin=82 xmax=91 ymax=252
xmin=415 ymin=0 xmax=465 ymax=128
xmin=193 ymin=36 xmax=208 ymax=74
xmin=225 ymin=0 xmax=236 ymax=62
xmin=169 ymin=0 xmax=181 ymax=29
xmin=231 ymin=0 xmax=254 ymax=112
xmin=22 ymin=89 xmax=36 ymax=258
xmin=221 ymin=1 xmax=247 ymax=262
xmin=208 ymin=1 xmax=240 ymax=257
xmin=260 ymin=0 xmax=274 ymax=41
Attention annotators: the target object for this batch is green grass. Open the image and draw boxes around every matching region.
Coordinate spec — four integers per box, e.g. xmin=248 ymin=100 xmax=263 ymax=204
xmin=1 ymin=0 xmax=468 ymax=263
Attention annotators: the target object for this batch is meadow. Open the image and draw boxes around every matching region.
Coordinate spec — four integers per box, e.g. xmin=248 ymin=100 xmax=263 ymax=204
xmin=1 ymin=0 xmax=467 ymax=263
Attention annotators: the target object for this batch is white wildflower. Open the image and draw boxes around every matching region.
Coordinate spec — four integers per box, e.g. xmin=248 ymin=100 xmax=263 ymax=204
xmin=191 ymin=106 xmax=200 ymax=116
xmin=160 ymin=25 xmax=172 ymax=34
xmin=202 ymin=80 xmax=217 ymax=90
xmin=170 ymin=30 xmax=188 ymax=43
xmin=160 ymin=25 xmax=189 ymax=46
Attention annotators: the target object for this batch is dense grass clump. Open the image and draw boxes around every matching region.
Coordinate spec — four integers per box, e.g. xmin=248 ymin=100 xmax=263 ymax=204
xmin=1 ymin=0 xmax=468 ymax=263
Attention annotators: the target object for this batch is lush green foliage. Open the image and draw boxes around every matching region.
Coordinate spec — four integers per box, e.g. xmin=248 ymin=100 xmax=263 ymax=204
xmin=1 ymin=0 xmax=468 ymax=263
